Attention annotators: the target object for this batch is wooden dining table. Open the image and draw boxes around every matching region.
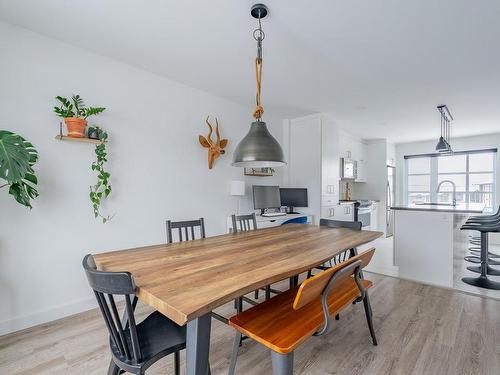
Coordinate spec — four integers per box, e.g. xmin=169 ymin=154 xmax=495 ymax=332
xmin=93 ymin=223 xmax=382 ymax=375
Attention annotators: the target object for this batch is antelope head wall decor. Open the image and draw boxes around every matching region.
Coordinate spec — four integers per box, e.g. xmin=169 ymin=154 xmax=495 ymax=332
xmin=198 ymin=116 xmax=228 ymax=169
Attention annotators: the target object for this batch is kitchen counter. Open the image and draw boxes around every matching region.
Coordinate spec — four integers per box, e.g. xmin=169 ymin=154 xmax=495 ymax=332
xmin=391 ymin=203 xmax=485 ymax=214
xmin=392 ymin=204 xmax=483 ymax=288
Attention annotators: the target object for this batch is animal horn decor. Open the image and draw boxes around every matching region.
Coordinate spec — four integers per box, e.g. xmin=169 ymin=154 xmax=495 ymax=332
xmin=198 ymin=116 xmax=228 ymax=169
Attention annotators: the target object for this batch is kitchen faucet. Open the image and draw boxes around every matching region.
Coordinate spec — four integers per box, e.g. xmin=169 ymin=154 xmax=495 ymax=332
xmin=436 ymin=180 xmax=457 ymax=206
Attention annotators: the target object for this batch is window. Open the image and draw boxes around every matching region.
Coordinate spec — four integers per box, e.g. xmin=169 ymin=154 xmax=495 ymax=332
xmin=405 ymin=149 xmax=497 ymax=211
xmin=407 ymin=158 xmax=431 ymax=203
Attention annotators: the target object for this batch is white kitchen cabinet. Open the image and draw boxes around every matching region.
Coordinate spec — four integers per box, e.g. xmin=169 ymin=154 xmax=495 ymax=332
xmin=339 ymin=131 xmax=366 ymax=162
xmin=286 ymin=114 xmax=340 ymax=223
xmin=339 ymin=130 xmax=367 ymax=184
xmin=329 ymin=203 xmax=355 ymax=221
xmin=321 ymin=195 xmax=337 ymax=207
xmin=355 ymin=159 xmax=366 ymax=182
xmin=321 ymin=207 xmax=336 ymax=219
xmin=321 ymin=117 xmax=340 ymax=196
xmin=370 ymin=202 xmax=378 ymax=231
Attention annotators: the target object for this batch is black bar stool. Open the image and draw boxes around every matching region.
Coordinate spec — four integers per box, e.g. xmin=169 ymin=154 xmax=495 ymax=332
xmin=464 ymin=207 xmax=500 ymax=265
xmin=461 ymin=218 xmax=500 ymax=290
xmin=466 ymin=206 xmax=500 ymax=223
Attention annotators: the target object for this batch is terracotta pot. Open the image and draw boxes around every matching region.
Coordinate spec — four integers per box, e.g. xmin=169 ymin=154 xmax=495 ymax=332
xmin=64 ymin=117 xmax=87 ymax=138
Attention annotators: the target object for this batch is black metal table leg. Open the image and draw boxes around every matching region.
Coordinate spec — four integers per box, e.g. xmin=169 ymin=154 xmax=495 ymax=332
xmin=186 ymin=313 xmax=211 ymax=375
xmin=271 ymin=351 xmax=294 ymax=375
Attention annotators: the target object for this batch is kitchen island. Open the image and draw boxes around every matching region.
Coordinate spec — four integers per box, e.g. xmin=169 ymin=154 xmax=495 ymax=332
xmin=391 ymin=203 xmax=485 ymax=288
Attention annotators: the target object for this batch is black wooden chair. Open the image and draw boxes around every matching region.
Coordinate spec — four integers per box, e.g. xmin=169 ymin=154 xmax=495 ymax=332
xmin=307 ymin=219 xmax=363 ymax=278
xmin=166 ymin=216 xmax=227 ymax=332
xmin=82 ymin=254 xmax=186 ymax=375
xmin=231 ymin=213 xmax=276 ymax=305
xmin=231 ymin=213 xmax=257 ymax=233
xmin=166 ymin=218 xmax=205 ymax=243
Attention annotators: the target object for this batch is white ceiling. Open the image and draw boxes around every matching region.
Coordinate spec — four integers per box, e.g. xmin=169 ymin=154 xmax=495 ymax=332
xmin=1 ymin=0 xmax=499 ymax=143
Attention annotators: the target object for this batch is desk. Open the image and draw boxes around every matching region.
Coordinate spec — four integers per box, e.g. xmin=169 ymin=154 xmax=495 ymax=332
xmin=226 ymin=213 xmax=313 ymax=232
xmin=93 ymin=224 xmax=382 ymax=375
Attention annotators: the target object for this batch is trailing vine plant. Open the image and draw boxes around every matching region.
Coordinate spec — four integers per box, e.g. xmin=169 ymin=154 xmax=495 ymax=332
xmin=88 ymin=127 xmax=112 ymax=223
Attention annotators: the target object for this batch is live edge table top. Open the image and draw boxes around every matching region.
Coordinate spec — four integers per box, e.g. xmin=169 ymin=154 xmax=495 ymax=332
xmin=93 ymin=224 xmax=382 ymax=326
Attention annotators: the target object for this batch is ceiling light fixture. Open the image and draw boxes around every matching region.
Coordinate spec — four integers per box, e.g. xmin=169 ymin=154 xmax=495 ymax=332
xmin=232 ymin=4 xmax=286 ymax=168
xmin=436 ymin=105 xmax=453 ymax=154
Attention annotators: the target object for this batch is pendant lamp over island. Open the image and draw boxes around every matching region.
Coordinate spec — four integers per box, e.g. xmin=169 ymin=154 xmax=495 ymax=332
xmin=232 ymin=4 xmax=286 ymax=168
xmin=435 ymin=105 xmax=453 ymax=154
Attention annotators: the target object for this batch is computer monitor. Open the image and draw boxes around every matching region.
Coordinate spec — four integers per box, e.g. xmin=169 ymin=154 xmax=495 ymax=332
xmin=252 ymin=185 xmax=281 ymax=213
xmin=280 ymin=188 xmax=308 ymax=213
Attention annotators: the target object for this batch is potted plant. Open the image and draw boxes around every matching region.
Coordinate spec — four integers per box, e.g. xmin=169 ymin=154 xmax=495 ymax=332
xmin=53 ymin=95 xmax=105 ymax=138
xmin=0 ymin=130 xmax=39 ymax=208
xmin=87 ymin=126 xmax=100 ymax=140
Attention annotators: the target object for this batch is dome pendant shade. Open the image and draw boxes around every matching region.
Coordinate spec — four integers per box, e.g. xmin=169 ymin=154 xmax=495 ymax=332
xmin=232 ymin=121 xmax=286 ymax=167
xmin=435 ymin=136 xmax=448 ymax=152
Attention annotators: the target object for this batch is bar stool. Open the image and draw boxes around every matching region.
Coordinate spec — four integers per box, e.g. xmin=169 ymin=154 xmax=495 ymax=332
xmin=466 ymin=206 xmax=500 ymax=223
xmin=461 ymin=219 xmax=500 ymax=290
xmin=464 ymin=207 xmax=500 ymax=264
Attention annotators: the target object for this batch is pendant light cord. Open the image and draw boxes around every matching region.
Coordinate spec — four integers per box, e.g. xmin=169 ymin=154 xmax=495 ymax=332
xmin=253 ymin=57 xmax=264 ymax=120
xmin=253 ymin=16 xmax=265 ymax=120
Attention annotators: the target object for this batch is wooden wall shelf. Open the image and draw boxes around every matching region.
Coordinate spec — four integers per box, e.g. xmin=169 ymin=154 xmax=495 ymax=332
xmin=55 ymin=135 xmax=106 ymax=144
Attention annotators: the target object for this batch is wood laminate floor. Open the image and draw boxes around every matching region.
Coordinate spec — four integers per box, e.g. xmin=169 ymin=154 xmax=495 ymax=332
xmin=1 ymin=273 xmax=500 ymax=375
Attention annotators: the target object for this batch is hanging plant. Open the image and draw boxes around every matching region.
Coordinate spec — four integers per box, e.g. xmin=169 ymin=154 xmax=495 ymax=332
xmin=0 ymin=130 xmax=39 ymax=208
xmin=88 ymin=127 xmax=112 ymax=223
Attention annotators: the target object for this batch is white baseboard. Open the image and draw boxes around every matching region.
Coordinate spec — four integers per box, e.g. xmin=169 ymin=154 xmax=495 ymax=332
xmin=0 ymin=296 xmax=97 ymax=336
xmin=365 ymin=264 xmax=399 ymax=278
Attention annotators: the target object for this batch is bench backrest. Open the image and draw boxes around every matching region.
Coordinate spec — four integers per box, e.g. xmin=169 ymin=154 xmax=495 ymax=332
xmin=293 ymin=247 xmax=375 ymax=310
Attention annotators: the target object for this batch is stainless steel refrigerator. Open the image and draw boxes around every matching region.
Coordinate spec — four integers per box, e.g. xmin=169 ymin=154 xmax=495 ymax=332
xmin=386 ymin=165 xmax=395 ymax=237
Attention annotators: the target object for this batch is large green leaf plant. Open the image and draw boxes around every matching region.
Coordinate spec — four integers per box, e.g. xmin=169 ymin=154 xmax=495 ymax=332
xmin=0 ymin=130 xmax=39 ymax=208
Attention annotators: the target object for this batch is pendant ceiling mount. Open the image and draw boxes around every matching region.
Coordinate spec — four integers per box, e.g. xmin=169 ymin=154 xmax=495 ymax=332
xmin=232 ymin=3 xmax=286 ymax=168
xmin=251 ymin=4 xmax=268 ymax=19
xmin=435 ymin=105 xmax=453 ymax=154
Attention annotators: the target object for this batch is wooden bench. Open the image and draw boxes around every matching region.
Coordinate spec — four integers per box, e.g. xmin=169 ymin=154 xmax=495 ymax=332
xmin=228 ymin=247 xmax=377 ymax=375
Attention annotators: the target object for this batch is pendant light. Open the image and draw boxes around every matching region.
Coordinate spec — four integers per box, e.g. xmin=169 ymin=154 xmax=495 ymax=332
xmin=435 ymin=112 xmax=448 ymax=152
xmin=436 ymin=105 xmax=453 ymax=154
xmin=232 ymin=4 xmax=286 ymax=168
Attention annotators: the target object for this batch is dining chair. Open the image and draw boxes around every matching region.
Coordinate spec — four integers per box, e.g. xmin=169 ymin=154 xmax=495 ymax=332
xmin=231 ymin=213 xmax=274 ymax=308
xmin=82 ymin=254 xmax=188 ymax=375
xmin=306 ymin=219 xmax=363 ymax=278
xmin=227 ymin=248 xmax=377 ymax=375
xmin=166 ymin=217 xmax=227 ymax=330
xmin=231 ymin=213 xmax=257 ymax=233
xmin=231 ymin=213 xmax=270 ymax=300
xmin=166 ymin=218 xmax=205 ymax=243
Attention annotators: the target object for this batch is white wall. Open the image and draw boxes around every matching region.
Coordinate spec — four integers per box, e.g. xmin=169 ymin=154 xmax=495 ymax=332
xmin=0 ymin=22 xmax=285 ymax=335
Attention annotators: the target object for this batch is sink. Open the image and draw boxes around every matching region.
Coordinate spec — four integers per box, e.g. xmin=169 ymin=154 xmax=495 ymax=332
xmin=414 ymin=202 xmax=456 ymax=206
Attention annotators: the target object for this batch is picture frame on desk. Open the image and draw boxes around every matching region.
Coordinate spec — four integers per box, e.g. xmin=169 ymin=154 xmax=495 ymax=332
xmin=244 ymin=167 xmax=275 ymax=176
